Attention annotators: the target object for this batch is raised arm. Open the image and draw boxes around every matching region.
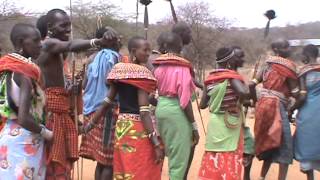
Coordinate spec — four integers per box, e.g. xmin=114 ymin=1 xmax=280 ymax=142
xmin=200 ymin=85 xmax=209 ymax=109
xmin=43 ymin=29 xmax=118 ymax=54
xmin=230 ymin=79 xmax=251 ymax=103
xmin=249 ymin=66 xmax=265 ymax=102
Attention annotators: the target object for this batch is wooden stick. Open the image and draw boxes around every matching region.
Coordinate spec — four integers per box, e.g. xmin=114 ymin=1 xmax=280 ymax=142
xmin=195 ymin=93 xmax=206 ymax=135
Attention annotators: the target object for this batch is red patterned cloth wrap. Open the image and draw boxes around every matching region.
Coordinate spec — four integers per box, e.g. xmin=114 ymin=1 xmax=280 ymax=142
xmin=0 ymin=53 xmax=43 ymax=131
xmin=254 ymin=56 xmax=297 ymax=157
xmin=45 ymin=87 xmax=78 ymax=179
xmin=299 ymin=64 xmax=320 ymax=77
xmin=0 ymin=53 xmax=42 ymax=84
xmin=113 ymin=113 xmax=162 ymax=180
xmin=107 ymin=63 xmax=157 ymax=93
xmin=204 ymin=69 xmax=244 ymax=85
xmin=199 ymin=133 xmax=243 ymax=180
xmin=79 ymin=107 xmax=119 ymax=166
xmin=255 ymin=95 xmax=283 ymax=158
xmin=152 ymin=53 xmax=195 ymax=76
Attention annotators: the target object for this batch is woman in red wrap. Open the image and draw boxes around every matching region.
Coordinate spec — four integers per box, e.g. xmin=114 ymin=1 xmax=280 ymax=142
xmin=84 ymin=36 xmax=164 ymax=180
xmin=249 ymin=39 xmax=299 ymax=180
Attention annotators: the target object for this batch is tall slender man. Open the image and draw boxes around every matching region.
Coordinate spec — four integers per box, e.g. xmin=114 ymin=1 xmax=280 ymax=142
xmin=37 ymin=9 xmax=117 ymax=179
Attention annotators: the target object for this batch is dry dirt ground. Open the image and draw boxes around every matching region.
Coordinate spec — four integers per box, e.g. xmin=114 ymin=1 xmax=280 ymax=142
xmin=73 ymin=106 xmax=319 ymax=180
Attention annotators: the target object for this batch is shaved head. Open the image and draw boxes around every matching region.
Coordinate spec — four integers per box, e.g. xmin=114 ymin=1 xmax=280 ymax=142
xmin=171 ymin=22 xmax=192 ymax=45
xmin=157 ymin=31 xmax=182 ymax=54
xmin=271 ymin=39 xmax=291 ymax=58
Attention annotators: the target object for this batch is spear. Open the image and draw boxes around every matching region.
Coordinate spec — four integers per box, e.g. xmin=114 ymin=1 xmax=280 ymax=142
xmin=139 ymin=0 xmax=152 ymax=39
xmin=264 ymin=9 xmax=276 ymax=39
xmin=69 ymin=0 xmax=81 ymax=179
xmin=244 ymin=10 xmax=277 ymax=117
xmin=136 ymin=0 xmax=139 ymax=33
xmin=165 ymin=0 xmax=178 ymax=23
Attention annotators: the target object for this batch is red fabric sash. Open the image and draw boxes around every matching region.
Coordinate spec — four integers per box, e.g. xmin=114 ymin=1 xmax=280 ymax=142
xmin=271 ymin=64 xmax=297 ymax=80
xmin=254 ymin=96 xmax=282 ymax=158
xmin=266 ymin=56 xmax=297 ymax=80
xmin=0 ymin=54 xmax=41 ymax=84
xmin=204 ymin=69 xmax=244 ymax=85
xmin=118 ymin=79 xmax=156 ymax=93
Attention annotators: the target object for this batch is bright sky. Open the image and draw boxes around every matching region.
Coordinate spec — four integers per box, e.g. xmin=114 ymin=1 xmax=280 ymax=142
xmin=15 ymin=0 xmax=320 ymax=28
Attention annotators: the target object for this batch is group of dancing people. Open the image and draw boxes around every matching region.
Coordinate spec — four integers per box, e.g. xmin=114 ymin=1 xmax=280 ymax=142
xmin=0 ymin=8 xmax=320 ymax=180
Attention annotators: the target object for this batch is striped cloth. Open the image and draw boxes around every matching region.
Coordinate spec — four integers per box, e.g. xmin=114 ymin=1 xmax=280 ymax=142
xmin=45 ymin=87 xmax=78 ymax=179
xmin=79 ymin=107 xmax=118 ymax=166
xmin=208 ymin=81 xmax=240 ymax=116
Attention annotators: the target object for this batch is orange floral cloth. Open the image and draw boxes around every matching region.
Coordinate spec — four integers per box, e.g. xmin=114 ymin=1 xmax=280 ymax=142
xmin=113 ymin=113 xmax=162 ymax=180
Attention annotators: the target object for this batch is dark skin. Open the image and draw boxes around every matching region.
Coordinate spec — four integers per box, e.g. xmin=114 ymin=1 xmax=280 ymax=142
xmin=11 ymin=27 xmax=44 ymax=134
xmin=86 ymin=39 xmax=164 ymax=164
xmin=249 ymin=40 xmax=299 ymax=180
xmin=200 ymin=52 xmax=250 ymax=109
xmin=37 ymin=12 xmax=117 ymax=88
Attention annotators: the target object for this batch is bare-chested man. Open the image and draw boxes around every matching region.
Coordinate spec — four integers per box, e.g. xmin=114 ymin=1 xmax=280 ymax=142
xmin=37 ymin=9 xmax=117 ymax=179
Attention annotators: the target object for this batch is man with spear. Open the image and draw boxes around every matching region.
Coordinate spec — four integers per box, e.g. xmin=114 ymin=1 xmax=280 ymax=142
xmin=37 ymin=8 xmax=117 ymax=179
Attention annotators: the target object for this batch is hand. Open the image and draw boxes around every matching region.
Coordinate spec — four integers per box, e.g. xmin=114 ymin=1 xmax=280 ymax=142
xmin=196 ymin=83 xmax=204 ymax=90
xmin=76 ymin=69 xmax=85 ymax=80
xmin=66 ymin=83 xmax=79 ymax=95
xmin=149 ymin=94 xmax=158 ymax=106
xmin=78 ymin=125 xmax=85 ymax=135
xmin=192 ymin=130 xmax=200 ymax=146
xmin=83 ymin=122 xmax=95 ymax=134
xmin=99 ymin=27 xmax=118 ymax=47
xmin=288 ymin=110 xmax=296 ymax=124
xmin=40 ymin=126 xmax=53 ymax=141
xmin=154 ymin=146 xmax=164 ymax=164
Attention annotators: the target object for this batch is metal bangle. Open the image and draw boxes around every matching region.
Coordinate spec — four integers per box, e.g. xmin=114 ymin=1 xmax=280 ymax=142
xmin=104 ymin=97 xmax=112 ymax=104
xmin=300 ymin=90 xmax=307 ymax=95
xmin=251 ymin=78 xmax=259 ymax=85
xmin=191 ymin=122 xmax=198 ymax=131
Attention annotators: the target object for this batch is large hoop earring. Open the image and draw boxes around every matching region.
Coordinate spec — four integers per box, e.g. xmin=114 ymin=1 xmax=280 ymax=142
xmin=47 ymin=30 xmax=53 ymax=36
xmin=18 ymin=48 xmax=23 ymax=54
xmin=227 ymin=63 xmax=232 ymax=69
